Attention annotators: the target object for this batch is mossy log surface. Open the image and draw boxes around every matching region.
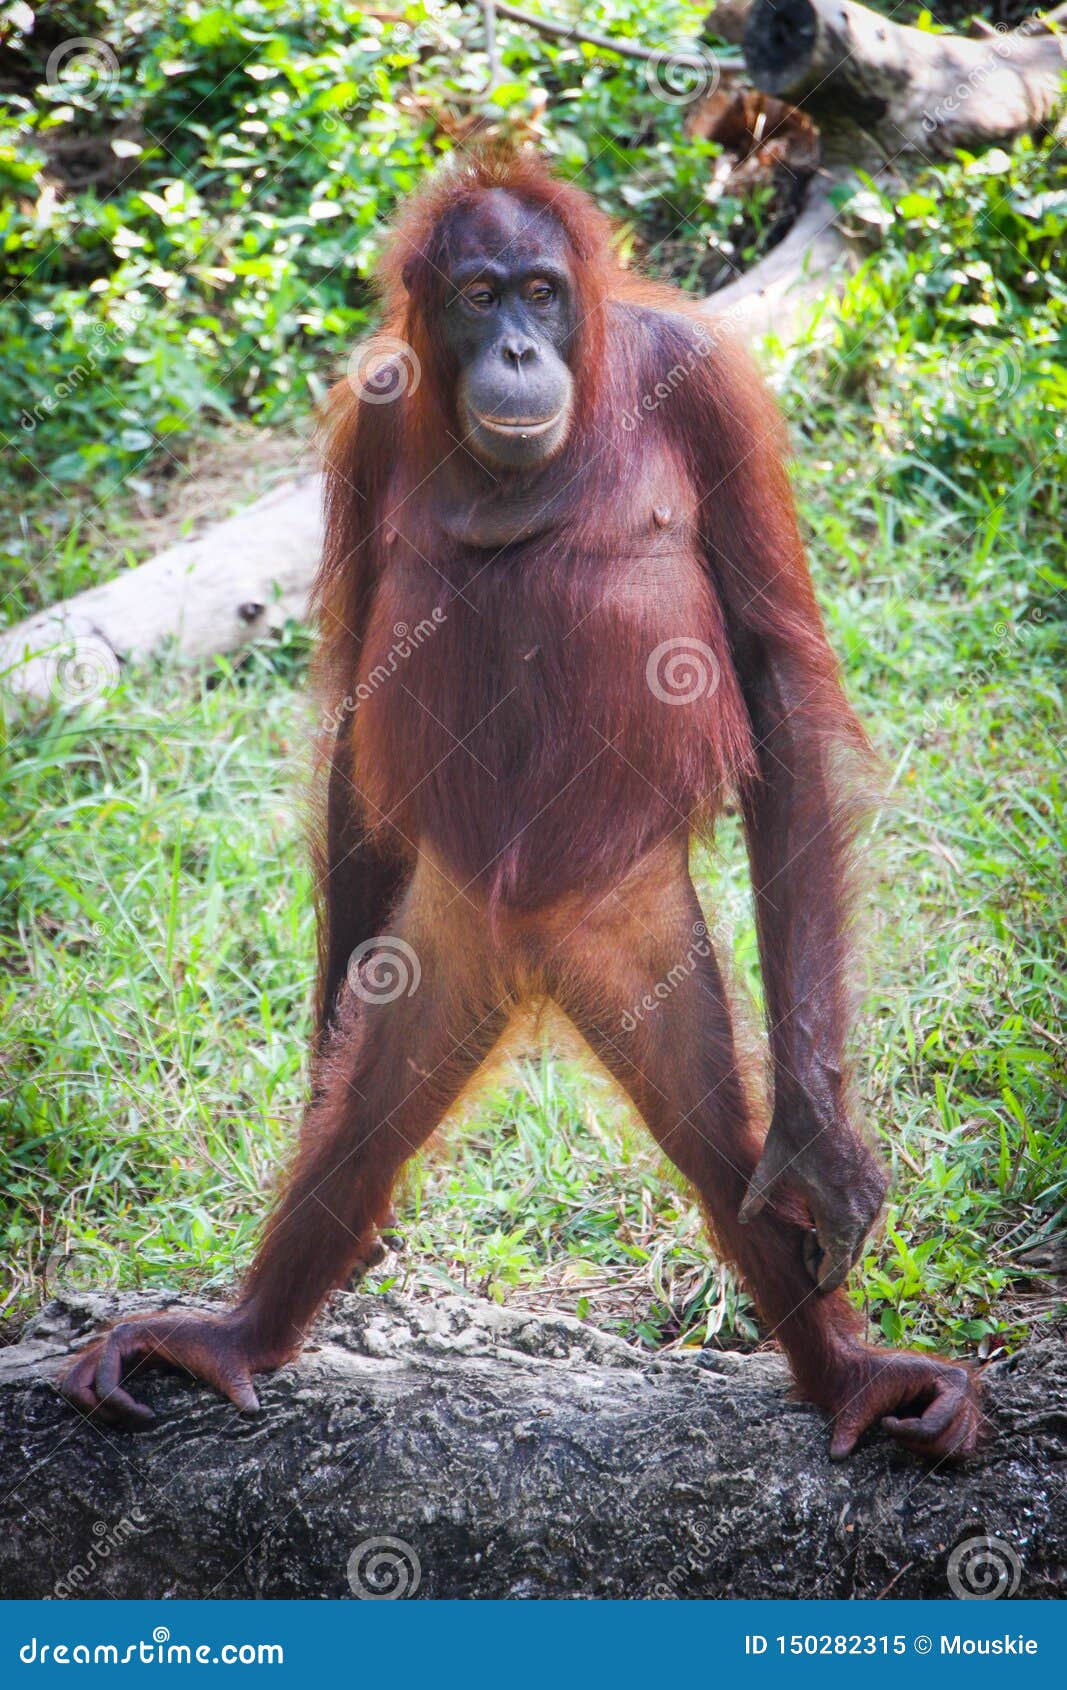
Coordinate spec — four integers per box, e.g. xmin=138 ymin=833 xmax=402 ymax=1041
xmin=1 ymin=1292 xmax=1063 ymax=1599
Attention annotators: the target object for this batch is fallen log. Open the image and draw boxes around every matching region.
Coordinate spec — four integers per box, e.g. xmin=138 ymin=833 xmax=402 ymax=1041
xmin=698 ymin=167 xmax=852 ymax=341
xmin=735 ymin=0 xmax=1067 ymax=160
xmin=700 ymin=0 xmax=1067 ymax=341
xmin=1 ymin=1292 xmax=1064 ymax=1599
xmin=0 ymin=474 xmax=320 ymax=705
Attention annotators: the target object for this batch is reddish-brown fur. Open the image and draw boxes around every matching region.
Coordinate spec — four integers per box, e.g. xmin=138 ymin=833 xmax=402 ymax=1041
xmin=61 ymin=149 xmax=985 ymax=1460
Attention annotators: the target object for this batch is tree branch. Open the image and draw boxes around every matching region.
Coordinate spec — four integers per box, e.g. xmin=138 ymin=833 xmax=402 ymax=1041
xmin=490 ymin=1 xmax=730 ymax=73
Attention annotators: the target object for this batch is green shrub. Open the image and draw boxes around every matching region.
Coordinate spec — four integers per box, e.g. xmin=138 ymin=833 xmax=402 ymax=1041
xmin=1 ymin=0 xmax=749 ymax=613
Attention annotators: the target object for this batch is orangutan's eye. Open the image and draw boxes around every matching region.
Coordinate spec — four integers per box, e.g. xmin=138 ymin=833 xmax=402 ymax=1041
xmin=464 ymin=284 xmax=496 ymax=311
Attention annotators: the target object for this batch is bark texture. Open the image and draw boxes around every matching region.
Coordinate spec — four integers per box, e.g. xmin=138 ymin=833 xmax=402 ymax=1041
xmin=740 ymin=0 xmax=1067 ymax=159
xmin=1 ymin=1292 xmax=1063 ymax=1600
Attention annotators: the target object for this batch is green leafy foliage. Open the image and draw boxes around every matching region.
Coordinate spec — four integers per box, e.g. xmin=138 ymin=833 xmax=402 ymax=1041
xmin=1 ymin=0 xmax=744 ymax=615
xmin=829 ymin=141 xmax=1067 ymax=549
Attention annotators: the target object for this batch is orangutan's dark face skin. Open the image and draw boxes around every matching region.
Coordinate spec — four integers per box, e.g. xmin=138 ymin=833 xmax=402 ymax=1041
xmin=441 ymin=192 xmax=577 ymax=470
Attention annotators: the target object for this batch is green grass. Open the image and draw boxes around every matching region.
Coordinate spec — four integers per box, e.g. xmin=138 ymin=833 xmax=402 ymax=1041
xmin=2 ymin=110 xmax=1065 ymax=1354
